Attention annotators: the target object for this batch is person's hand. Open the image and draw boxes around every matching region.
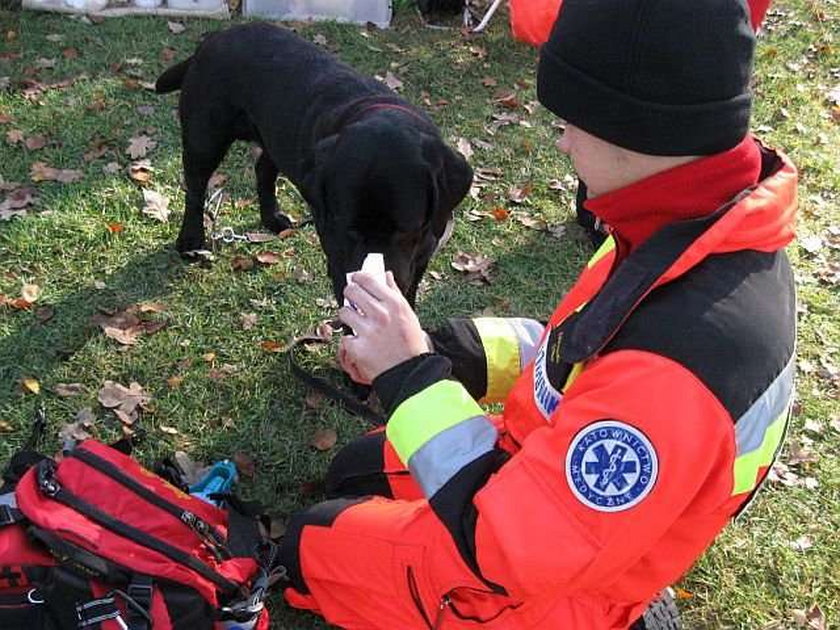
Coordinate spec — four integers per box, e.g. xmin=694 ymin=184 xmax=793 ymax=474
xmin=337 ymin=271 xmax=430 ymax=384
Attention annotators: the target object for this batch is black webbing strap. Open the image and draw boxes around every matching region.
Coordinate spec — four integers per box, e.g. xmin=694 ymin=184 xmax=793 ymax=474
xmin=125 ymin=575 xmax=153 ymax=630
xmin=286 ymin=324 xmax=385 ymax=426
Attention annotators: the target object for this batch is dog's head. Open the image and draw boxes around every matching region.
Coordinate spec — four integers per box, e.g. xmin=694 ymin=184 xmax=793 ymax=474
xmin=301 ymin=117 xmax=472 ymax=305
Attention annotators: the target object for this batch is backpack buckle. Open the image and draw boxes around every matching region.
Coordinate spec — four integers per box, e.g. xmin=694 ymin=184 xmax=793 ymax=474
xmin=36 ymin=460 xmax=60 ymax=497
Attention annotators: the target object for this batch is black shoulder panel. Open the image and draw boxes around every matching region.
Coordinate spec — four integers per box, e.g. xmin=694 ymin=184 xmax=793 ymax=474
xmin=604 ymin=250 xmax=795 ymax=420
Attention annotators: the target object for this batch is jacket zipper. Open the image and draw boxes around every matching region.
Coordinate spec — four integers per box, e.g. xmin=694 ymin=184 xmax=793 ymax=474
xmin=35 ymin=459 xmax=239 ymax=594
xmin=433 ymin=594 xmax=451 ymax=629
xmin=406 ymin=566 xmax=433 ymax=629
xmin=70 ymin=447 xmax=231 ymax=561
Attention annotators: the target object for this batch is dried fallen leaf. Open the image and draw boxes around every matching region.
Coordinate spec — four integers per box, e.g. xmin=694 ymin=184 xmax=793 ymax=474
xmin=231 ymin=256 xmax=255 ymax=272
xmin=0 ymin=295 xmax=33 ymax=310
xmin=799 ymin=235 xmax=823 ymax=254
xmin=97 ymin=380 xmax=151 ymax=422
xmin=0 ymin=186 xmax=37 ymax=220
xmin=789 ymin=535 xmax=813 ymax=552
xmin=305 ymin=389 xmax=325 ymax=410
xmin=54 ymin=382 xmax=84 ymax=397
xmin=24 ymin=135 xmax=47 ymax=150
xmin=310 ymin=427 xmax=337 ymax=451
xmin=126 ymin=134 xmax=156 ymax=159
xmin=83 ymin=137 xmax=110 ymax=162
xmin=141 ymin=189 xmax=170 ymax=222
xmin=21 ymin=283 xmax=40 ymax=303
xmin=22 ymin=377 xmax=40 ymax=394
xmin=103 ymin=162 xmax=121 ymax=175
xmin=673 ymin=587 xmax=693 ymax=600
xmin=490 ymin=207 xmax=509 ymax=221
xmin=103 ymin=325 xmax=140 ymax=346
xmin=312 ymin=33 xmax=328 ymax=46
xmin=167 ymin=21 xmax=186 ymax=34
xmin=240 ymin=313 xmax=257 ymax=330
xmin=456 ymin=137 xmax=473 ymax=161
xmin=791 ymin=604 xmax=826 ymax=629
xmin=59 ymin=408 xmax=96 ymax=443
xmin=379 ymin=71 xmax=404 ymax=92
xmin=138 ymin=301 xmax=167 ymax=313
xmin=493 ymin=90 xmax=521 ymax=110
xmin=255 ymin=251 xmax=281 ymax=266
xmin=30 ymin=161 xmax=83 ymax=183
xmin=173 ymin=451 xmax=206 ymax=485
xmin=451 ymin=251 xmax=491 ymax=272
xmin=508 ymin=183 xmax=533 ymax=204
xmin=260 ymin=340 xmax=285 ymax=352
xmin=6 ymin=129 xmax=23 ymax=144
xmin=513 ymin=211 xmax=547 ymax=231
xmin=166 ymin=374 xmax=184 ymax=389
xmin=159 ymin=425 xmax=179 ymax=435
xmin=233 ymin=451 xmax=256 ymax=478
xmin=202 ymin=352 xmax=217 ymax=363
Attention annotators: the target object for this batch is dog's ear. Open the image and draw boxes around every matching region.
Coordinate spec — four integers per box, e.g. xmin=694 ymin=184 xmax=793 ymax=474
xmin=429 ymin=145 xmax=473 ymax=238
xmin=300 ymin=134 xmax=340 ymax=220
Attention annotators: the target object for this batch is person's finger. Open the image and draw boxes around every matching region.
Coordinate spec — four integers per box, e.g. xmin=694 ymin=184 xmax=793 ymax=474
xmin=347 ymin=272 xmax=387 ymax=301
xmin=343 ymin=283 xmax=390 ymax=322
xmin=337 ymin=305 xmax=369 ymax=332
xmin=385 ymin=271 xmax=398 ymax=291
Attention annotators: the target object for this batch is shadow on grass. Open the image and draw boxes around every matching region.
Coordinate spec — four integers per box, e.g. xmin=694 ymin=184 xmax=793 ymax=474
xmin=0 ymin=247 xmax=187 ymax=416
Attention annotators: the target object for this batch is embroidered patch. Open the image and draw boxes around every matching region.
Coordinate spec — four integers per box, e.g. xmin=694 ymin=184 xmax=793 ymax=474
xmin=566 ymin=420 xmax=658 ymax=512
xmin=533 ymin=340 xmax=562 ymax=420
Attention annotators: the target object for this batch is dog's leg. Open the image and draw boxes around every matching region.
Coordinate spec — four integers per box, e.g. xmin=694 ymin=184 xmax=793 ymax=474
xmin=255 ymin=152 xmax=293 ymax=233
xmin=176 ymin=129 xmax=232 ymax=254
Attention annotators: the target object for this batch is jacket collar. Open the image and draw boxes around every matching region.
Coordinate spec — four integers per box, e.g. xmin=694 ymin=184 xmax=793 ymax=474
xmin=584 ymin=136 xmax=763 ymax=254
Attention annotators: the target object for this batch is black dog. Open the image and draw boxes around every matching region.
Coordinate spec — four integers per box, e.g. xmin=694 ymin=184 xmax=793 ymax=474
xmin=155 ymin=22 xmax=472 ymax=304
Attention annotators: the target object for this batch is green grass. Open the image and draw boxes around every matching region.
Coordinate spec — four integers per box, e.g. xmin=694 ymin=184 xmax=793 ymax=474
xmin=0 ymin=2 xmax=838 ymax=628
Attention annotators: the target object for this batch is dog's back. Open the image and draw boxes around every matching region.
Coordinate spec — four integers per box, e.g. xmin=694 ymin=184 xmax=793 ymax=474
xmin=157 ymin=22 xmax=472 ymax=303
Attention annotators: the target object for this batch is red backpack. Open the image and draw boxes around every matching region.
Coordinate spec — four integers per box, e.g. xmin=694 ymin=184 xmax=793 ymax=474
xmin=0 ymin=439 xmax=281 ymax=630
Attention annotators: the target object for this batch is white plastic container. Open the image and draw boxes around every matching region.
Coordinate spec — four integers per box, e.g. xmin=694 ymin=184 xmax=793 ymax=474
xmin=243 ymin=0 xmax=392 ymax=28
xmin=167 ymin=0 xmax=225 ymax=11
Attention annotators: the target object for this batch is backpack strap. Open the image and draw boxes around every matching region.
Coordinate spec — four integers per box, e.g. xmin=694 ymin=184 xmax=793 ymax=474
xmin=125 ymin=575 xmax=154 ymax=630
xmin=0 ymin=502 xmax=25 ymax=526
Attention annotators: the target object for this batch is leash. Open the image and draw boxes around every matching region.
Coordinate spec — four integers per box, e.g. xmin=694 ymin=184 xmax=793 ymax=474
xmin=285 ymin=322 xmax=385 ymax=426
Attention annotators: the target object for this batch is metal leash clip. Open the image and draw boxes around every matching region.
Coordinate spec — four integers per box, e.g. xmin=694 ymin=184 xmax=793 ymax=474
xmin=212 ymin=226 xmax=249 ymax=244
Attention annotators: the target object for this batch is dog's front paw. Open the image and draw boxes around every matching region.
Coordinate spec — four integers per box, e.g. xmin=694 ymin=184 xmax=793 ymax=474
xmin=262 ymin=212 xmax=293 ymax=234
xmin=176 ymin=233 xmax=207 ymax=255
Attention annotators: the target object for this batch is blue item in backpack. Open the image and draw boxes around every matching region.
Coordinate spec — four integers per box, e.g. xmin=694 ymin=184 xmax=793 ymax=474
xmin=189 ymin=460 xmax=238 ymax=506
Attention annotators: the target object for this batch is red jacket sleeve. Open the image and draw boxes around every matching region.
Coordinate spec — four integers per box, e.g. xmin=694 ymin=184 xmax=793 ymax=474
xmin=472 ymin=350 xmax=738 ymax=603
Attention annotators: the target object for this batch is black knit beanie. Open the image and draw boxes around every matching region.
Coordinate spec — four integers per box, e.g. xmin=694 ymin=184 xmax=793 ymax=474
xmin=537 ymin=0 xmax=755 ymax=156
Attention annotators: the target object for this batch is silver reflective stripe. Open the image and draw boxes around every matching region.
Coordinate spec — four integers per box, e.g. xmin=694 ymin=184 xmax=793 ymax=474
xmin=734 ymin=355 xmax=795 ymax=456
xmin=408 ymin=415 xmax=497 ymax=498
xmin=510 ymin=318 xmax=545 ymax=370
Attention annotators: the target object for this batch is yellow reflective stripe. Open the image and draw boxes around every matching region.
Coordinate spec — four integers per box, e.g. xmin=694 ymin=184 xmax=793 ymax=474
xmin=732 ymin=409 xmax=788 ymax=495
xmin=387 ymin=380 xmax=485 ymax=465
xmin=563 ymin=361 xmax=585 ymax=393
xmin=474 ymin=318 xmax=520 ymax=403
xmin=587 ymin=235 xmax=616 ymax=268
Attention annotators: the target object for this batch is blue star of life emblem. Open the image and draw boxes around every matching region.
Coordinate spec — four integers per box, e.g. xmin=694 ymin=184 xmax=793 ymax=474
xmin=566 ymin=420 xmax=658 ymax=512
